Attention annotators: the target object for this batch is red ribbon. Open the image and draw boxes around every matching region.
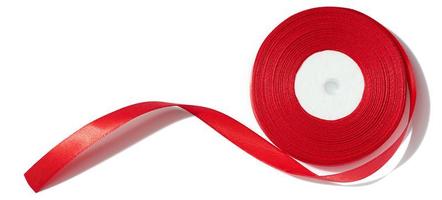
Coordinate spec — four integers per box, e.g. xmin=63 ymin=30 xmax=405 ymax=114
xmin=25 ymin=7 xmax=416 ymax=192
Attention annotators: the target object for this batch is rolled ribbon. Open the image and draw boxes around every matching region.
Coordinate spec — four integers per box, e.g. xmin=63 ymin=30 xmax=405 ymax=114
xmin=25 ymin=7 xmax=416 ymax=192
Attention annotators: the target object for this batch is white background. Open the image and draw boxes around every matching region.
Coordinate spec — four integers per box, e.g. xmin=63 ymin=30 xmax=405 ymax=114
xmin=0 ymin=0 xmax=440 ymax=199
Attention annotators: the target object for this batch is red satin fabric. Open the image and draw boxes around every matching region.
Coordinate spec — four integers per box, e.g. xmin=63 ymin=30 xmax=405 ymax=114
xmin=25 ymin=7 xmax=416 ymax=192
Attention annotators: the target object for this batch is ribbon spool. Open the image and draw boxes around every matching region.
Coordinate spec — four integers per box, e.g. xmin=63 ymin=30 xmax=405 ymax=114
xmin=25 ymin=7 xmax=416 ymax=192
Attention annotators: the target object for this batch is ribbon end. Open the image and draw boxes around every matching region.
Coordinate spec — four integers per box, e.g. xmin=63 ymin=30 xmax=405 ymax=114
xmin=24 ymin=170 xmax=42 ymax=193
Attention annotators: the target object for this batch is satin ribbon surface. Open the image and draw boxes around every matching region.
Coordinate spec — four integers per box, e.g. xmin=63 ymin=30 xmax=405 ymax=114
xmin=25 ymin=7 xmax=416 ymax=192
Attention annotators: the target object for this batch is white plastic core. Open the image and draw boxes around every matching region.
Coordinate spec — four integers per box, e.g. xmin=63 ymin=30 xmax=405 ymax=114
xmin=294 ymin=50 xmax=365 ymax=120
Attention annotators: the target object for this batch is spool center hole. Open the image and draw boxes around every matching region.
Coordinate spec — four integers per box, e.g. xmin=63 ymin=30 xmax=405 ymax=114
xmin=324 ymin=79 xmax=339 ymax=95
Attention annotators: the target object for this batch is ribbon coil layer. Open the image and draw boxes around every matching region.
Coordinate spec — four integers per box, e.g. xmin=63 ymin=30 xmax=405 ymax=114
xmin=25 ymin=7 xmax=416 ymax=192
